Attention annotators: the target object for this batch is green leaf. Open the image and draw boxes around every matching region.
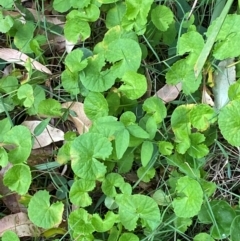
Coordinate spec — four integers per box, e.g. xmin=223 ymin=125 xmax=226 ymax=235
xmin=17 ymin=84 xmax=34 ymax=108
xmin=80 ymin=54 xmax=116 ymax=92
xmin=143 ymin=96 xmax=167 ymax=124
xmin=70 ymin=0 xmax=90 ymax=8
xmin=38 ymin=99 xmax=62 ymax=117
xmin=167 ymin=153 xmax=200 ymax=178
xmin=178 ymin=31 xmax=204 ymax=56
xmin=4 ymin=126 xmax=32 ymax=163
xmin=119 ymin=233 xmax=139 ymax=241
xmin=33 ymin=118 xmax=51 ymax=136
xmin=199 ymin=179 xmax=217 ymax=198
xmin=3 ymin=164 xmax=31 ymax=195
xmin=187 ymin=133 xmax=209 ymax=159
xmin=198 ymin=200 xmax=236 ymax=239
xmin=218 ymin=100 xmax=240 ymax=146
xmin=69 ymin=179 xmax=96 ymax=207
xmin=193 ymin=233 xmax=214 ymax=241
xmin=0 ymin=147 xmax=8 ymax=167
xmin=106 ymin=3 xmax=126 ymax=29
xmin=61 ymin=70 xmax=80 ymax=95
xmin=14 ymin=21 xmax=35 ymax=53
xmin=152 ymin=189 xmax=171 ymax=206
xmin=28 ymin=190 xmax=64 ymax=229
xmin=141 ymin=141 xmax=153 ymax=167
xmin=102 ymin=173 xmax=132 ymax=197
xmin=137 ymin=166 xmax=155 ymax=183
xmin=105 ymin=39 xmax=142 ymax=78
xmin=70 ymin=133 xmax=112 ymax=180
xmin=151 ymin=5 xmax=174 ymax=31
xmin=230 ymin=216 xmax=240 ymax=241
xmin=27 ymin=85 xmax=46 ymax=115
xmin=121 ymin=0 xmax=154 ymax=34
xmin=173 ymin=176 xmax=203 ymax=218
xmin=119 ymin=71 xmax=147 ymax=100
xmin=0 ymin=76 xmax=18 ymax=93
xmin=190 ymin=104 xmax=216 ymax=131
xmin=166 ymin=59 xmax=202 ymax=94
xmin=69 ymin=5 xmax=100 ymax=22
xmin=116 ymin=194 xmax=161 ymax=231
xmin=174 ymin=217 xmax=192 ymax=233
xmin=53 ymin=0 xmax=71 ymax=12
xmin=115 ymin=129 xmax=130 ymax=159
xmin=0 ymin=118 xmax=11 ymax=142
xmin=120 ymin=111 xmax=136 ymax=126
xmin=92 ymin=211 xmax=118 ymax=232
xmin=65 ymin=49 xmax=88 ymax=73
xmin=158 ymin=141 xmax=173 ymax=156
xmin=64 ymin=13 xmax=90 ymax=43
xmin=213 ymin=32 xmax=240 ymax=59
xmin=2 ymin=231 xmax=20 ymax=241
xmin=68 ymin=208 xmax=95 ymax=237
xmin=117 ymin=149 xmax=134 ymax=173
xmin=84 ymin=92 xmax=109 ymax=121
xmin=127 ymin=124 xmax=149 ymax=139
xmin=0 ymin=0 xmax=14 ymax=8
xmin=0 ymin=13 xmax=14 ymax=33
xmin=229 ymin=80 xmax=240 ymax=100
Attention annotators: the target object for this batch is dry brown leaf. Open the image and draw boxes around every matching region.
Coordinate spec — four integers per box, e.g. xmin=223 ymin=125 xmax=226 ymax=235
xmin=61 ymin=102 xmax=92 ymax=134
xmin=155 ymin=83 xmax=182 ymax=103
xmin=0 ymin=49 xmax=52 ymax=75
xmin=0 ymin=164 xmax=27 ymax=213
xmin=0 ymin=212 xmax=41 ymax=237
xmin=202 ymin=88 xmax=214 ymax=106
xmin=22 ymin=121 xmax=64 ymax=149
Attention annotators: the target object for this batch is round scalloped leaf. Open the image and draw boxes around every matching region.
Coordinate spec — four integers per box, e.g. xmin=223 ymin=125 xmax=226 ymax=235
xmin=178 ymin=31 xmax=204 ymax=56
xmin=68 ymin=208 xmax=95 ymax=237
xmin=229 ymin=80 xmax=240 ymax=101
xmin=119 ymin=71 xmax=147 ymax=100
xmin=70 ymin=133 xmax=112 ymax=180
xmin=84 ymin=92 xmax=109 ymax=121
xmin=218 ymin=100 xmax=240 ymax=146
xmin=137 ymin=166 xmax=155 ymax=183
xmin=230 ymin=216 xmax=240 ymax=241
xmin=143 ymin=96 xmax=167 ymax=124
xmin=53 ymin=0 xmax=71 ymax=12
xmin=28 ymin=190 xmax=64 ymax=229
xmin=166 ymin=59 xmax=201 ymax=94
xmin=187 ymin=133 xmax=209 ymax=159
xmin=64 ymin=15 xmax=90 ymax=43
xmin=172 ymin=176 xmax=203 ymax=218
xmin=190 ymin=104 xmax=216 ymax=131
xmin=38 ymin=98 xmax=62 ymax=117
xmin=119 ymin=233 xmax=139 ymax=241
xmin=4 ymin=126 xmax=32 ymax=164
xmin=71 ymin=0 xmax=91 ymax=8
xmin=61 ymin=70 xmax=80 ymax=95
xmin=151 ymin=5 xmax=174 ymax=31
xmin=105 ymin=39 xmax=142 ymax=78
xmin=158 ymin=141 xmax=173 ymax=156
xmin=2 ymin=230 xmax=19 ymax=241
xmin=0 ymin=147 xmax=8 ymax=167
xmin=92 ymin=211 xmax=118 ymax=232
xmin=213 ymin=32 xmax=240 ymax=60
xmin=64 ymin=49 xmax=88 ymax=73
xmin=3 ymin=164 xmax=31 ymax=195
xmin=116 ymin=194 xmax=161 ymax=231
xmin=102 ymin=173 xmax=132 ymax=197
xmin=17 ymin=84 xmax=34 ymax=108
xmin=69 ymin=179 xmax=96 ymax=207
xmin=193 ymin=233 xmax=214 ymax=241
xmin=80 ymin=54 xmax=116 ymax=92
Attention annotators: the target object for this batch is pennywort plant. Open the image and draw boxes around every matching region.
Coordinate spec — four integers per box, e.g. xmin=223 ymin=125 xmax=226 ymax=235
xmin=1 ymin=0 xmax=240 ymax=240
